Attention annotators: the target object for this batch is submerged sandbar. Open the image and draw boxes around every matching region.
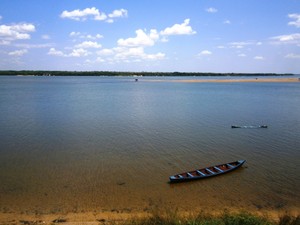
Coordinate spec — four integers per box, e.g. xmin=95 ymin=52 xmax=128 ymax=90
xmin=144 ymin=77 xmax=300 ymax=83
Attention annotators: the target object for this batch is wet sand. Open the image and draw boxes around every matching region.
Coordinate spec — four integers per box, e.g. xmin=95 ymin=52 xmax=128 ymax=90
xmin=144 ymin=77 xmax=300 ymax=83
xmin=1 ymin=208 xmax=299 ymax=225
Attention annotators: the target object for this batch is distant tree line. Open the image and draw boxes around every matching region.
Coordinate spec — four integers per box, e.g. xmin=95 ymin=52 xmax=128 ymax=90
xmin=0 ymin=70 xmax=294 ymax=77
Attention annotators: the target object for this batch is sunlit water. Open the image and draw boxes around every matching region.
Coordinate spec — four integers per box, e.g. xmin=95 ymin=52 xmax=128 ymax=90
xmin=0 ymin=76 xmax=299 ymax=214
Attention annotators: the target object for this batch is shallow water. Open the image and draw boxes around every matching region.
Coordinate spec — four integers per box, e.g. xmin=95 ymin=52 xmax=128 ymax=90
xmin=0 ymin=76 xmax=299 ymax=214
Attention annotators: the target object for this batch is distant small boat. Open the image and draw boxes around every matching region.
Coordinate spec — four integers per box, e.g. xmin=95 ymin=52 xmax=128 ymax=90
xmin=231 ymin=125 xmax=268 ymax=128
xmin=169 ymin=160 xmax=246 ymax=183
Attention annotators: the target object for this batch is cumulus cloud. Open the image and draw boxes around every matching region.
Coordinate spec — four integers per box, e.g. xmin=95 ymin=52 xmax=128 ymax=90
xmin=48 ymin=48 xmax=65 ymax=56
xmin=270 ymin=33 xmax=300 ymax=45
xmin=69 ymin=48 xmax=90 ymax=57
xmin=48 ymin=47 xmax=90 ymax=57
xmin=70 ymin=31 xmax=81 ymax=37
xmin=95 ymin=46 xmax=165 ymax=63
xmin=108 ymin=9 xmax=128 ymax=18
xmin=60 ymin=7 xmax=106 ymax=21
xmin=229 ymin=41 xmax=253 ymax=49
xmin=160 ymin=19 xmax=196 ymax=36
xmin=0 ymin=23 xmax=35 ymax=41
xmin=8 ymin=49 xmax=28 ymax=56
xmin=198 ymin=50 xmax=212 ymax=55
xmin=97 ymin=49 xmax=114 ymax=56
xmin=254 ymin=56 xmax=264 ymax=60
xmin=238 ymin=53 xmax=247 ymax=57
xmin=60 ymin=7 xmax=127 ymax=23
xmin=288 ymin=14 xmax=300 ymax=28
xmin=75 ymin=41 xmax=102 ymax=48
xmin=115 ymin=47 xmax=165 ymax=61
xmin=206 ymin=7 xmax=218 ymax=13
xmin=285 ymin=53 xmax=300 ymax=59
xmin=70 ymin=32 xmax=103 ymax=40
xmin=117 ymin=29 xmax=159 ymax=47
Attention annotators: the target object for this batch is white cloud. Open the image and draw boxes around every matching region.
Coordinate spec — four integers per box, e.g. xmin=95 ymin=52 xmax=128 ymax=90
xmin=14 ymin=43 xmax=53 ymax=49
xmin=108 ymin=9 xmax=128 ymax=18
xmin=60 ymin=7 xmax=107 ymax=21
xmin=69 ymin=48 xmax=90 ymax=57
xmin=238 ymin=53 xmax=247 ymax=57
xmin=0 ymin=40 xmax=11 ymax=45
xmin=223 ymin=20 xmax=231 ymax=24
xmin=285 ymin=53 xmax=300 ymax=59
xmin=206 ymin=7 xmax=218 ymax=13
xmin=97 ymin=49 xmax=114 ymax=56
xmin=70 ymin=31 xmax=81 ymax=37
xmin=288 ymin=14 xmax=300 ymax=28
xmin=199 ymin=50 xmax=212 ymax=55
xmin=118 ymin=29 xmax=159 ymax=47
xmin=8 ymin=49 xmax=28 ymax=56
xmin=70 ymin=32 xmax=103 ymax=40
xmin=75 ymin=41 xmax=102 ymax=48
xmin=160 ymin=19 xmax=196 ymax=36
xmin=48 ymin=47 xmax=90 ymax=57
xmin=270 ymin=33 xmax=300 ymax=45
xmin=60 ymin=7 xmax=128 ymax=23
xmin=86 ymin=34 xmax=103 ymax=39
xmin=145 ymin=52 xmax=165 ymax=60
xmin=42 ymin=34 xmax=50 ymax=40
xmin=229 ymin=41 xmax=256 ymax=49
xmin=254 ymin=56 xmax=264 ymax=60
xmin=115 ymin=47 xmax=165 ymax=61
xmin=0 ymin=23 xmax=35 ymax=41
xmin=48 ymin=48 xmax=64 ymax=56
xmin=96 ymin=46 xmax=165 ymax=62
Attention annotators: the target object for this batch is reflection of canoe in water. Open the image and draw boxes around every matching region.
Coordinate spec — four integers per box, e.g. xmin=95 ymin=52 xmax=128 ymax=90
xmin=231 ymin=125 xmax=268 ymax=129
xmin=169 ymin=160 xmax=246 ymax=183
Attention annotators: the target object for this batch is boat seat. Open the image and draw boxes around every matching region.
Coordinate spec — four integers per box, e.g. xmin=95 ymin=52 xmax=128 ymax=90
xmin=214 ymin=166 xmax=223 ymax=172
xmin=187 ymin=172 xmax=194 ymax=177
xmin=226 ymin=163 xmax=234 ymax=168
xmin=178 ymin=175 xmax=184 ymax=178
xmin=196 ymin=170 xmax=206 ymax=176
xmin=206 ymin=168 xmax=215 ymax=174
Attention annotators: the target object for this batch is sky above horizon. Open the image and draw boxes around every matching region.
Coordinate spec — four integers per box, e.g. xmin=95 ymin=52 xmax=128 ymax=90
xmin=0 ymin=0 xmax=300 ymax=73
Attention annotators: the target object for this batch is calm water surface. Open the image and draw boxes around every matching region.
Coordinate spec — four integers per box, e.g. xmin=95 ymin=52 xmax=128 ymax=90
xmin=0 ymin=76 xmax=299 ymax=214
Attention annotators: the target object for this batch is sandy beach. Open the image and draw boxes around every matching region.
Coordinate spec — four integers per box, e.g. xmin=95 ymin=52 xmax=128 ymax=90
xmin=1 ymin=207 xmax=299 ymax=225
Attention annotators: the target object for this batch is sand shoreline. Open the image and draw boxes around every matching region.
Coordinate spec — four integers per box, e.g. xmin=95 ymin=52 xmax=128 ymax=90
xmin=1 ymin=208 xmax=299 ymax=225
xmin=143 ymin=77 xmax=300 ymax=83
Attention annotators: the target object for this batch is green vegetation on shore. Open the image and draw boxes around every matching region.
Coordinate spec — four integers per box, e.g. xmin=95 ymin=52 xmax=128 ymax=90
xmin=121 ymin=211 xmax=299 ymax=225
xmin=0 ymin=70 xmax=294 ymax=77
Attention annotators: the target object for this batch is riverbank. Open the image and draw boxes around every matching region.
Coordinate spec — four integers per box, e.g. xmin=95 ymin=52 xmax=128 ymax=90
xmin=0 ymin=70 xmax=294 ymax=77
xmin=0 ymin=208 xmax=299 ymax=225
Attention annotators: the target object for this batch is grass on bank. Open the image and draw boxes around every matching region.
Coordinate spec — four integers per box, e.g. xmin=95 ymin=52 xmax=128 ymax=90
xmin=119 ymin=210 xmax=300 ymax=225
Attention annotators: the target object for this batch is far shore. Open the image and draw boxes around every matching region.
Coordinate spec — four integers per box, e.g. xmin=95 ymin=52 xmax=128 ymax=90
xmin=143 ymin=77 xmax=300 ymax=83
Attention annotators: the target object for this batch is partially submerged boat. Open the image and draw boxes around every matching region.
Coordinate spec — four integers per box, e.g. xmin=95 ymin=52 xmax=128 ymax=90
xmin=169 ymin=160 xmax=246 ymax=183
xmin=231 ymin=125 xmax=267 ymax=129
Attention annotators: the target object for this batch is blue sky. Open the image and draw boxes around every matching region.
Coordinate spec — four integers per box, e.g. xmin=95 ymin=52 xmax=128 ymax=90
xmin=0 ymin=0 xmax=300 ymax=73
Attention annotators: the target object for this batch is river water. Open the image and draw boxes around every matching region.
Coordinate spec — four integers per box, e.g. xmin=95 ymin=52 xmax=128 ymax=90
xmin=0 ymin=76 xmax=299 ymax=214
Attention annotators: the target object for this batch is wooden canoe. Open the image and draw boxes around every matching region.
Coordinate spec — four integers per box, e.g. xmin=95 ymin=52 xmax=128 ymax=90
xmin=169 ymin=160 xmax=246 ymax=183
xmin=231 ymin=125 xmax=267 ymax=128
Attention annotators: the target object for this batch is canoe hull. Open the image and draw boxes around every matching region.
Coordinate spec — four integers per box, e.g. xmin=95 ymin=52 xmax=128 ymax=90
xmin=169 ymin=160 xmax=246 ymax=183
xmin=231 ymin=125 xmax=267 ymax=128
